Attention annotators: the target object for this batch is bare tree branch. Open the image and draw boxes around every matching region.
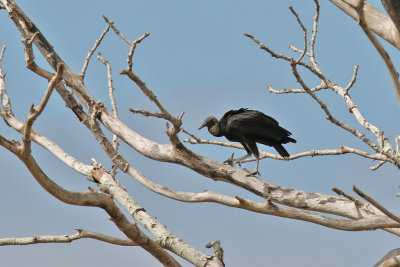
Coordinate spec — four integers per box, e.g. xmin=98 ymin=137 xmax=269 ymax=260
xmin=3 ymin=0 xmax=396 ymax=228
xmin=354 ymin=0 xmax=400 ymax=108
xmin=0 ymin=44 xmax=12 ymax=114
xmin=98 ymin=52 xmax=119 ymax=177
xmin=354 ymin=185 xmax=400 ymax=224
xmin=0 ymin=228 xmax=138 ymax=246
xmin=79 ymin=23 xmax=111 ymax=79
xmin=289 ymin=5 xmax=307 ymax=63
xmin=22 ymin=62 xmax=64 ymax=156
xmin=205 ymin=240 xmax=225 ymax=267
xmin=185 ymin=137 xmax=390 ymax=162
xmin=329 ymin=0 xmax=400 ymax=49
xmin=3 ymin=98 xmax=398 ymax=235
xmin=374 ymin=248 xmax=400 ymax=267
xmin=7 ymin=143 xmax=180 ymax=266
xmin=245 ymin=0 xmax=400 ymax=169
xmin=382 ymin=0 xmax=400 ymax=36
xmin=2 ymin=1 xmax=400 ymax=265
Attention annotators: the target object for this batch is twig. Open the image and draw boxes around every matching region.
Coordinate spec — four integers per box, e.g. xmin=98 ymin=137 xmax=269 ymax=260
xmin=105 ymin=20 xmax=182 ymax=134
xmin=289 ymin=58 xmax=385 ymax=158
xmin=370 ymin=160 xmax=385 ymax=171
xmin=353 ymin=185 xmax=400 ymax=224
xmin=268 ymin=82 xmax=328 ymax=94
xmin=103 ymin=15 xmax=131 ymax=45
xmin=21 ymin=31 xmax=54 ymax=80
xmin=344 ymin=65 xmax=359 ymax=93
xmin=103 ymin=15 xmax=150 ymax=72
xmin=332 ymin=186 xmax=363 ymax=207
xmin=79 ymin=23 xmax=111 ymax=79
xmin=0 ymin=44 xmax=5 ymax=63
xmin=98 ymin=52 xmax=119 ymax=178
xmin=125 ymin=32 xmax=151 ymax=72
xmin=289 ymin=5 xmax=307 ymax=64
xmin=0 ymin=44 xmax=12 ymax=114
xmin=244 ymin=32 xmax=326 ymax=86
xmin=288 ymin=45 xmax=311 ymax=57
xmin=130 ymin=108 xmax=165 ymax=119
xmin=182 ymin=128 xmax=201 ymax=142
xmin=0 ymin=228 xmax=138 ymax=246
xmin=310 ymin=0 xmax=320 ymax=61
xmin=22 ymin=62 xmax=64 ymax=155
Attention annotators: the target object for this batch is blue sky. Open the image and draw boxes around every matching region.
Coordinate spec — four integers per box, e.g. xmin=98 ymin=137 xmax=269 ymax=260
xmin=1 ymin=0 xmax=400 ymax=266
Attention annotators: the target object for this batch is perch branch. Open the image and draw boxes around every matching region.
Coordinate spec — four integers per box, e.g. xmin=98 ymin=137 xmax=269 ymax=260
xmin=184 ymin=138 xmax=390 ymax=162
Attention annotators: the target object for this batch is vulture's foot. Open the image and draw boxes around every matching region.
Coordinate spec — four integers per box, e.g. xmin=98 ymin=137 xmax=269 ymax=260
xmin=223 ymin=153 xmax=242 ymax=167
xmin=243 ymin=168 xmax=260 ymax=177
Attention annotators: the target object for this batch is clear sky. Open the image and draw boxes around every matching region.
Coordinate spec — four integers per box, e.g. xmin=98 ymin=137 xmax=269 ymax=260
xmin=1 ymin=0 xmax=399 ymax=266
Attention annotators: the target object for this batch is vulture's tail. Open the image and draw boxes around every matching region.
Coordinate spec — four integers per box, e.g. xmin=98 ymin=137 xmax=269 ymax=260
xmin=273 ymin=144 xmax=290 ymax=158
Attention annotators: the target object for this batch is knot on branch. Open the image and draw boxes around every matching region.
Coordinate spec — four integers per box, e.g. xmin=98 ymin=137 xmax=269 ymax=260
xmin=205 ymin=240 xmax=225 ymax=267
xmin=90 ymin=158 xmax=107 ymax=183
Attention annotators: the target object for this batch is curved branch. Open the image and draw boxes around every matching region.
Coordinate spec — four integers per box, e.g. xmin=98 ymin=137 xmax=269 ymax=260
xmin=329 ymin=0 xmax=400 ymax=49
xmin=355 ymin=0 xmax=400 ymax=108
xmin=22 ymin=62 xmax=64 ymax=156
xmin=382 ymin=0 xmax=400 ymax=35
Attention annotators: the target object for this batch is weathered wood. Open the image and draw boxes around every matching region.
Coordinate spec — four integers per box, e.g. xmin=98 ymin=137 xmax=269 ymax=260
xmin=329 ymin=0 xmax=400 ymax=49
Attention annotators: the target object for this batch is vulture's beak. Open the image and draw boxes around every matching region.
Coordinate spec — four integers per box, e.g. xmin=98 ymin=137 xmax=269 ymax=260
xmin=198 ymin=121 xmax=207 ymax=130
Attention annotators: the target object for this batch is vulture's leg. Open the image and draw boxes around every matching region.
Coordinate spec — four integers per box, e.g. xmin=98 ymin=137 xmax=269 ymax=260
xmin=244 ymin=156 xmax=260 ymax=176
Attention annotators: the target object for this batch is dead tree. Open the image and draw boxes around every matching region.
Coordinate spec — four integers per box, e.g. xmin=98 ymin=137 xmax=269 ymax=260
xmin=0 ymin=0 xmax=399 ymax=266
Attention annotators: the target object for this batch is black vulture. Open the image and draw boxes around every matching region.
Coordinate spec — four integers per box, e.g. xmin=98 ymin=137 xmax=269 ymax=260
xmin=198 ymin=108 xmax=296 ymax=175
